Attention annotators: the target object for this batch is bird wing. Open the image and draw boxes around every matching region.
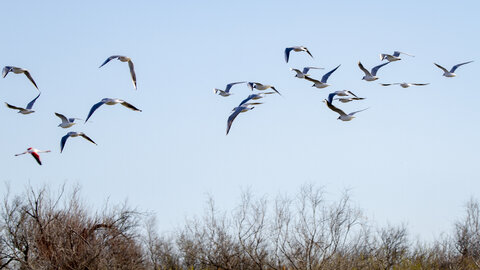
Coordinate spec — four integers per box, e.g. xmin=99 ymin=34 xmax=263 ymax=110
xmin=80 ymin=133 xmax=97 ymax=145
xmin=247 ymin=82 xmax=255 ymax=90
xmin=85 ymin=101 xmax=106 ymax=122
xmin=450 ymin=61 xmax=473 ymax=73
xmin=305 ymin=48 xmax=313 ymax=59
xmin=2 ymin=66 xmax=12 ymax=78
xmin=321 ymin=64 xmax=340 ymax=83
xmin=371 ymin=62 xmax=389 ymax=76
xmin=302 ymin=66 xmax=324 ymax=74
xmin=284 ymin=47 xmax=293 ymax=63
xmin=434 ymin=63 xmax=449 ymax=73
xmin=120 ymin=100 xmax=142 ymax=111
xmin=358 ymin=62 xmax=371 ymax=76
xmin=380 ymin=83 xmax=393 ymax=86
xmin=327 ymin=92 xmax=337 ymax=104
xmin=239 ymin=94 xmax=256 ymax=106
xmin=55 ymin=112 xmax=69 ymax=124
xmin=30 ymin=152 xmax=42 ymax=165
xmin=23 ymin=71 xmax=39 ymax=90
xmin=5 ymin=102 xmax=24 ymax=111
xmin=128 ymin=60 xmax=137 ymax=89
xmin=270 ymin=86 xmax=281 ymax=96
xmin=394 ymin=51 xmax=414 ymax=57
xmin=99 ymin=55 xmax=120 ymax=68
xmin=324 ymin=100 xmax=347 ymax=116
xmin=345 ymin=90 xmax=358 ymax=98
xmin=226 ymin=106 xmax=244 ymax=135
xmin=412 ymin=83 xmax=429 ymax=86
xmin=348 ymin=107 xmax=369 ymax=116
xmin=304 ymin=76 xmax=321 ymax=84
xmin=291 ymin=68 xmax=303 ymax=75
xmin=225 ymin=81 xmax=246 ymax=93
xmin=60 ymin=134 xmax=70 ymax=153
xmin=26 ymin=93 xmax=41 ymax=110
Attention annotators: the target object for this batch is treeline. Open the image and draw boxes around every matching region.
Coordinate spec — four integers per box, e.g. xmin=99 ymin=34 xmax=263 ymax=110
xmin=0 ymin=184 xmax=479 ymax=269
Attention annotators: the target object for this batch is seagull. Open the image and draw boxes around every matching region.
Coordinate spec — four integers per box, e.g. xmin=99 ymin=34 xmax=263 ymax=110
xmin=226 ymin=93 xmax=276 ymax=135
xmin=226 ymin=103 xmax=257 ymax=135
xmin=380 ymin=51 xmax=414 ymax=62
xmin=99 ymin=55 xmax=137 ymax=89
xmin=290 ymin=67 xmax=324 ymax=79
xmin=239 ymin=92 xmax=276 ymax=105
xmin=326 ymin=90 xmax=359 ymax=103
xmin=213 ymin=81 xmax=246 ymax=97
xmin=304 ymin=64 xmax=341 ymax=88
xmin=247 ymin=82 xmax=281 ymax=95
xmin=60 ymin=132 xmax=97 ymax=153
xmin=55 ymin=112 xmax=83 ymax=128
xmin=323 ymin=99 xmax=369 ymax=121
xmin=284 ymin=46 xmax=313 ymax=63
xmin=358 ymin=61 xmax=389 ymax=81
xmin=85 ymin=98 xmax=142 ymax=123
xmin=434 ymin=61 xmax=473 ymax=77
xmin=226 ymin=106 xmax=249 ymax=135
xmin=380 ymin=82 xmax=429 ymax=88
xmin=5 ymin=92 xmax=41 ymax=115
xmin=232 ymin=102 xmax=263 ymax=112
xmin=334 ymin=97 xmax=366 ymax=103
xmin=15 ymin=147 xmax=51 ymax=165
xmin=2 ymin=66 xmax=39 ymax=90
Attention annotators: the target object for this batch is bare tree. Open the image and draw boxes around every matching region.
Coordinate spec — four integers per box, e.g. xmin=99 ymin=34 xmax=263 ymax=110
xmin=143 ymin=216 xmax=180 ymax=269
xmin=375 ymin=223 xmax=409 ymax=270
xmin=0 ymin=184 xmax=145 ymax=269
xmin=455 ymin=198 xmax=480 ymax=268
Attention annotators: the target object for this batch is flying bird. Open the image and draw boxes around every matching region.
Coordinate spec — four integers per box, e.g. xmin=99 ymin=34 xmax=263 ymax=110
xmin=323 ymin=99 xmax=369 ymax=121
xmin=247 ymin=82 xmax=281 ymax=96
xmin=239 ymin=92 xmax=276 ymax=105
xmin=284 ymin=46 xmax=313 ymax=63
xmin=15 ymin=147 xmax=51 ymax=165
xmin=326 ymin=90 xmax=359 ymax=103
xmin=290 ymin=67 xmax=324 ymax=79
xmin=2 ymin=66 xmax=39 ymax=90
xmin=304 ymin=64 xmax=341 ymax=88
xmin=226 ymin=103 xmax=256 ymax=135
xmin=334 ymin=97 xmax=366 ymax=103
xmin=85 ymin=98 xmax=141 ymax=123
xmin=60 ymin=132 xmax=97 ymax=153
xmin=232 ymin=102 xmax=263 ymax=112
xmin=358 ymin=61 xmax=389 ymax=81
xmin=380 ymin=82 xmax=429 ymax=88
xmin=213 ymin=81 xmax=246 ymax=97
xmin=5 ymin=92 xmax=41 ymax=115
xmin=55 ymin=112 xmax=83 ymax=128
xmin=434 ymin=61 xmax=473 ymax=77
xmin=380 ymin=51 xmax=414 ymax=62
xmin=226 ymin=92 xmax=276 ymax=135
xmin=99 ymin=55 xmax=137 ymax=89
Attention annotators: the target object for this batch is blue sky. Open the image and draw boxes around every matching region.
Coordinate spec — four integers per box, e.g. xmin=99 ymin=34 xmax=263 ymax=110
xmin=1 ymin=1 xmax=479 ymax=240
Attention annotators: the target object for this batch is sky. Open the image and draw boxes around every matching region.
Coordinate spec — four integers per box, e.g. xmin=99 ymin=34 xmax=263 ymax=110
xmin=0 ymin=1 xmax=479 ymax=241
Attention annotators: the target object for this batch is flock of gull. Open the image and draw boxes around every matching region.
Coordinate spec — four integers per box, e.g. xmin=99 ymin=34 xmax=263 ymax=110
xmin=215 ymin=46 xmax=473 ymax=135
xmin=8 ymin=47 xmax=475 ymax=165
xmin=10 ymin=56 xmax=141 ymax=165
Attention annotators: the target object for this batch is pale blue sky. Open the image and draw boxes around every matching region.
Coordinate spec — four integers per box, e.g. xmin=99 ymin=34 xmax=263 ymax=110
xmin=1 ymin=1 xmax=479 ymax=240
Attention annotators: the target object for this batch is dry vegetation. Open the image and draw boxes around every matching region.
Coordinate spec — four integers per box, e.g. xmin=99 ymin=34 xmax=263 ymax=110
xmin=0 ymin=184 xmax=479 ymax=270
